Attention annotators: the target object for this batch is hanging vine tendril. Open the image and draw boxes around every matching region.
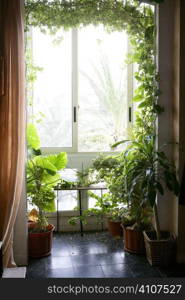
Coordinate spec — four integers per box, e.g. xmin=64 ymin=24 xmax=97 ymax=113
xmin=25 ymin=0 xmax=164 ymax=142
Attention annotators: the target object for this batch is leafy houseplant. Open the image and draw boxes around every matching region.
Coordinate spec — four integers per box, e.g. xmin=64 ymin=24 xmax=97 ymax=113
xmin=68 ymin=154 xmax=129 ymax=238
xmin=88 ymin=191 xmax=126 ymax=238
xmin=68 ymin=191 xmax=125 ymax=238
xmin=120 ymin=153 xmax=152 ymax=254
xmin=121 ymin=200 xmax=152 ymax=254
xmin=27 ymin=123 xmax=68 ymax=257
xmin=106 ymin=208 xmax=126 ymax=239
xmin=27 ymin=153 xmax=68 ymax=229
xmin=118 ymin=137 xmax=180 ymax=264
xmin=92 ymin=152 xmax=152 ymax=252
xmin=90 ymin=155 xmax=128 ymax=237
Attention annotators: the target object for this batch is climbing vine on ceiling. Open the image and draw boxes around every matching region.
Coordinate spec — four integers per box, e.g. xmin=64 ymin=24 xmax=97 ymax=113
xmin=25 ymin=0 xmax=164 ymax=142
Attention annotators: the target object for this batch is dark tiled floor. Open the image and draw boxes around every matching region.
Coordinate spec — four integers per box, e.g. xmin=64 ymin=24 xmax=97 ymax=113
xmin=26 ymin=231 xmax=185 ymax=278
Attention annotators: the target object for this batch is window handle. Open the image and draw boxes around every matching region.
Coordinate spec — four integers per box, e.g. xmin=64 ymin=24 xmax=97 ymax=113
xmin=74 ymin=106 xmax=77 ymax=123
xmin=129 ymin=107 xmax=132 ymax=122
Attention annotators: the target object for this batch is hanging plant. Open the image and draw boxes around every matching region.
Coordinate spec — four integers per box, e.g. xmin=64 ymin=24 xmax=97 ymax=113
xmin=25 ymin=0 xmax=164 ymax=142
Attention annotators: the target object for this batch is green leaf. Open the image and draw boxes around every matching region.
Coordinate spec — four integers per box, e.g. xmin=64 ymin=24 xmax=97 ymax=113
xmin=153 ymin=104 xmax=165 ymax=114
xmin=27 ymin=123 xmax=40 ymax=150
xmin=133 ymin=95 xmax=143 ymax=102
xmin=111 ymin=140 xmax=130 ymax=148
xmin=44 ymin=198 xmax=56 ymax=212
xmin=46 ymin=152 xmax=67 ymax=171
xmin=43 ymin=173 xmax=61 ymax=187
xmin=155 ymin=182 xmax=164 ymax=195
xmin=32 ymin=156 xmax=57 ymax=174
xmin=148 ymin=189 xmax=156 ymax=207
xmin=138 ymin=101 xmax=148 ymax=108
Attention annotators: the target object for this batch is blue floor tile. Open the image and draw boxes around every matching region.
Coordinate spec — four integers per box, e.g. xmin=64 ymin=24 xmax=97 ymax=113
xmin=101 ymin=263 xmax=133 ymax=278
xmin=46 ymin=267 xmax=75 ymax=278
xmin=73 ymin=265 xmax=105 ymax=278
xmin=26 ymin=232 xmax=184 ymax=278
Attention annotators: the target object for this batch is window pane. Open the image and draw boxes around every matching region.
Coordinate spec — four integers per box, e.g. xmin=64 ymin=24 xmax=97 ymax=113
xmin=57 ymin=168 xmax=78 ymax=211
xmin=32 ymin=27 xmax=72 ymax=147
xmin=78 ymin=25 xmax=128 ymax=152
xmin=57 ymin=190 xmax=77 ymax=211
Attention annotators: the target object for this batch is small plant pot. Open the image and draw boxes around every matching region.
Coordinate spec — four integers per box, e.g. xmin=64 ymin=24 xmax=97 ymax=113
xmin=123 ymin=225 xmax=145 ymax=254
xmin=107 ymin=220 xmax=123 ymax=238
xmin=28 ymin=223 xmax=55 ymax=258
xmin=143 ymin=231 xmax=177 ymax=266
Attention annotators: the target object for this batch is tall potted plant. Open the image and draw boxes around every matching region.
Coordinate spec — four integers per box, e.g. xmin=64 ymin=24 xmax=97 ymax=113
xmin=121 ymin=137 xmax=179 ymax=265
xmin=27 ymin=123 xmax=68 ymax=257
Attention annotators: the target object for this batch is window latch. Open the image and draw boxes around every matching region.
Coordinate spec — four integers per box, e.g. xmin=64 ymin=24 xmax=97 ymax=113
xmin=73 ymin=106 xmax=77 ymax=123
xmin=129 ymin=107 xmax=132 ymax=122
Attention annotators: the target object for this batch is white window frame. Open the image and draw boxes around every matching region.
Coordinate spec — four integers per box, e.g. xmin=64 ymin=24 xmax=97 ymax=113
xmin=31 ymin=27 xmax=134 ymax=155
xmin=30 ymin=26 xmax=134 ymax=227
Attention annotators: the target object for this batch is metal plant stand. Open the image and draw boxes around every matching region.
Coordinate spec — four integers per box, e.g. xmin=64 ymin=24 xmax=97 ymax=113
xmin=55 ymin=185 xmax=107 ymax=236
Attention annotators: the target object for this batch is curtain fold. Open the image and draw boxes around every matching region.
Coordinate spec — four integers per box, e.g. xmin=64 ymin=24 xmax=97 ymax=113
xmin=0 ymin=0 xmax=26 ymax=267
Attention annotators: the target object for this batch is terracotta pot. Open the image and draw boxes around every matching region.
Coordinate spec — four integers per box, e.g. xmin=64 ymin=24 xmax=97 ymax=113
xmin=107 ymin=220 xmax=123 ymax=238
xmin=28 ymin=223 xmax=55 ymax=258
xmin=123 ymin=226 xmax=145 ymax=254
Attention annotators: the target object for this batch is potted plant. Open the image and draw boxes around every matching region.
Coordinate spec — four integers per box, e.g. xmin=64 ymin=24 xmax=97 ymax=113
xmin=106 ymin=208 xmax=125 ymax=238
xmin=27 ymin=123 xmax=68 ymax=258
xmin=89 ymin=154 xmax=127 ymax=237
xmin=120 ymin=137 xmax=179 ymax=265
xmin=122 ymin=201 xmax=152 ymax=254
xmin=68 ymin=190 xmax=125 ymax=238
xmin=92 ymin=149 xmax=152 ymax=253
xmin=88 ymin=191 xmax=125 ymax=238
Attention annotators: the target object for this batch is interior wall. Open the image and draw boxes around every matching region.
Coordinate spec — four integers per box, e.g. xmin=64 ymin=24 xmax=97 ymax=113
xmin=177 ymin=0 xmax=185 ymax=263
xmin=157 ymin=0 xmax=185 ymax=263
xmin=157 ymin=0 xmax=179 ymax=234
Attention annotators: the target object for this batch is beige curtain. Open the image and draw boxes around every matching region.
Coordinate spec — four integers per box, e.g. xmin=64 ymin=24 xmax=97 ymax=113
xmin=0 ymin=0 xmax=26 ymax=267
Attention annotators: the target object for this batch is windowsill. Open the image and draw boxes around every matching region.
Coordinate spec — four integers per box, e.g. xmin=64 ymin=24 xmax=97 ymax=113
xmin=40 ymin=148 xmax=122 ymax=156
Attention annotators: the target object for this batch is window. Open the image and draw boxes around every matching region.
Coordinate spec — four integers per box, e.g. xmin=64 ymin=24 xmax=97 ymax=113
xmin=31 ymin=24 xmax=133 ymax=153
xmin=32 ymin=27 xmax=72 ymax=148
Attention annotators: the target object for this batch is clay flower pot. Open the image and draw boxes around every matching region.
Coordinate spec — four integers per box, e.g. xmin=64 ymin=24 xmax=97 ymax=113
xmin=123 ymin=225 xmax=145 ymax=254
xmin=107 ymin=220 xmax=123 ymax=238
xmin=28 ymin=223 xmax=55 ymax=258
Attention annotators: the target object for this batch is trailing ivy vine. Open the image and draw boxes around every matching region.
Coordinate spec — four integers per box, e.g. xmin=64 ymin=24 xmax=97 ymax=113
xmin=25 ymin=0 xmax=164 ymax=143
